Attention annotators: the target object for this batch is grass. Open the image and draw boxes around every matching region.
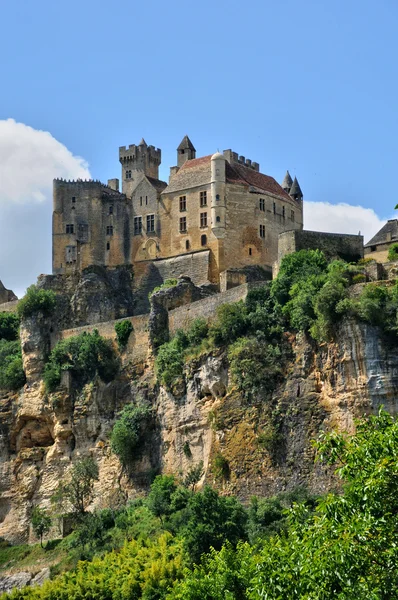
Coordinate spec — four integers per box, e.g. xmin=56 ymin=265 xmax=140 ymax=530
xmin=0 ymin=538 xmax=72 ymax=577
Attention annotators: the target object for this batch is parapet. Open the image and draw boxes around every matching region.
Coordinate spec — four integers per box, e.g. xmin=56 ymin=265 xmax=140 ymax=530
xmin=119 ymin=143 xmax=161 ymax=165
xmin=223 ymin=149 xmax=260 ymax=172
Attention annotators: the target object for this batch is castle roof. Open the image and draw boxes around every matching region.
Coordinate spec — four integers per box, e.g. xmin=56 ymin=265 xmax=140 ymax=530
xmin=164 ymin=155 xmax=293 ymax=201
xmin=146 ymin=176 xmax=168 ymax=193
xmin=177 ymin=135 xmax=196 ymax=151
xmin=289 ymin=177 xmax=303 ymax=198
xmin=365 ymin=219 xmax=398 ymax=247
xmin=281 ymin=170 xmax=293 ymax=189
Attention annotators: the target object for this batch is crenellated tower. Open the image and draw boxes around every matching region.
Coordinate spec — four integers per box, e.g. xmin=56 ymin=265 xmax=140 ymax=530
xmin=119 ymin=138 xmax=161 ymax=196
xmin=210 ymin=152 xmax=226 ymax=239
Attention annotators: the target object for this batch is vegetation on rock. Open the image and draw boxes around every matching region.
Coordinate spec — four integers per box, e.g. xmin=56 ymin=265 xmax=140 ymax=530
xmin=17 ymin=285 xmax=56 ymax=319
xmin=110 ymin=402 xmax=152 ymax=468
xmin=114 ymin=319 xmax=133 ymax=349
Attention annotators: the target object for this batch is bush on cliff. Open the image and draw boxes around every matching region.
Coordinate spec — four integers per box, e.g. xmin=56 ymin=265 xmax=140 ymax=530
xmin=388 ymin=242 xmax=398 ymax=262
xmin=0 ymin=339 xmax=26 ymax=390
xmin=17 ymin=284 xmax=56 ymax=319
xmin=149 ymin=278 xmax=178 ymax=299
xmin=110 ymin=402 xmax=152 ymax=468
xmin=0 ymin=312 xmax=20 ymax=341
xmin=114 ymin=319 xmax=133 ymax=349
xmin=43 ymin=330 xmax=119 ymax=392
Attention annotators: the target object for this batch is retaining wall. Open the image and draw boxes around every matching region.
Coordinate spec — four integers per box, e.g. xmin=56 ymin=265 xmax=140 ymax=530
xmin=0 ymin=300 xmax=18 ymax=313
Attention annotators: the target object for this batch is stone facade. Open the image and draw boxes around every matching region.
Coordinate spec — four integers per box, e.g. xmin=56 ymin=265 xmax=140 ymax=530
xmin=0 ymin=281 xmax=17 ymax=305
xmin=364 ymin=219 xmax=398 ymax=263
xmin=53 ymin=136 xmax=304 ymax=285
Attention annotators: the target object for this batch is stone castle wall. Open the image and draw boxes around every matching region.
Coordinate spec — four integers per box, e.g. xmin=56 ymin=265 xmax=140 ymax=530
xmin=0 ymin=301 xmax=18 ymax=313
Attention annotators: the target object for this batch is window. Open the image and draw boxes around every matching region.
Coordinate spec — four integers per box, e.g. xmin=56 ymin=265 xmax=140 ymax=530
xmin=66 ymin=224 xmax=74 ymax=234
xmin=72 ymin=197 xmax=76 ymax=203
xmin=282 ymin=206 xmax=285 ymax=218
xmin=273 ymin=202 xmax=276 ymax=214
xmin=179 ymin=217 xmax=187 ymax=233
xmin=140 ymin=196 xmax=143 ymax=206
xmin=200 ymin=191 xmax=207 ymax=207
xmin=259 ymin=198 xmax=265 ymax=211
xmin=106 ymin=242 xmax=110 ymax=250
xmin=106 ymin=225 xmax=113 ymax=235
xmin=216 ymin=194 xmax=220 ymax=201
xmin=126 ymin=170 xmax=132 ymax=179
xmin=216 ymin=216 xmax=221 ymax=222
xmin=370 ymin=245 xmax=376 ymax=252
xmin=179 ymin=195 xmax=186 ymax=211
xmin=259 ymin=224 xmax=266 ymax=238
xmin=200 ymin=212 xmax=208 ymax=228
xmin=146 ymin=196 xmax=148 ymax=206
xmin=201 ymin=234 xmax=207 ymax=247
xmin=65 ymin=245 xmax=76 ymax=263
xmin=186 ymin=240 xmax=190 ymax=250
xmin=249 ymin=247 xmax=252 ymax=256
xmin=291 ymin=210 xmax=295 ymax=222
xmin=109 ymin=205 xmax=113 ymax=215
xmin=71 ymin=206 xmax=75 ymax=210
xmin=146 ymin=214 xmax=155 ymax=233
xmin=134 ymin=216 xmax=142 ymax=235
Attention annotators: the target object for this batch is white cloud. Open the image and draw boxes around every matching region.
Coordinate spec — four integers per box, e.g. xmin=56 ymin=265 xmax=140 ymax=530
xmin=0 ymin=119 xmax=90 ymax=204
xmin=304 ymin=200 xmax=389 ymax=245
xmin=0 ymin=119 xmax=91 ymax=297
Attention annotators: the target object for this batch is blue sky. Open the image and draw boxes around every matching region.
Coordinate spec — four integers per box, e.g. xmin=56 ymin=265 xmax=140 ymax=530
xmin=0 ymin=0 xmax=397 ymax=296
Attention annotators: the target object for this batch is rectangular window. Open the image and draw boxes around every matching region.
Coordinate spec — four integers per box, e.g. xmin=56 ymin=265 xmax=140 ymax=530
xmin=291 ymin=210 xmax=295 ymax=222
xmin=65 ymin=245 xmax=76 ymax=263
xmin=259 ymin=198 xmax=265 ymax=211
xmin=259 ymin=224 xmax=266 ymax=238
xmin=179 ymin=195 xmax=186 ymax=211
xmin=146 ymin=214 xmax=155 ymax=233
xmin=273 ymin=202 xmax=276 ymax=215
xmin=200 ymin=191 xmax=207 ymax=207
xmin=179 ymin=217 xmax=187 ymax=233
xmin=66 ymin=224 xmax=74 ymax=234
xmin=282 ymin=206 xmax=285 ymax=218
xmin=134 ymin=216 xmax=142 ymax=235
xmin=140 ymin=196 xmax=143 ymax=206
xmin=146 ymin=196 xmax=148 ymax=206
xmin=109 ymin=205 xmax=113 ymax=215
xmin=200 ymin=212 xmax=208 ymax=228
xmin=106 ymin=225 xmax=113 ymax=235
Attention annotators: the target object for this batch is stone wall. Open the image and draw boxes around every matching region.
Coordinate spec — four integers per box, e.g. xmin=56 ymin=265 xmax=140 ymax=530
xmin=0 ymin=281 xmax=17 ymax=305
xmin=0 ymin=301 xmax=18 ymax=313
xmin=276 ymin=229 xmax=364 ymax=274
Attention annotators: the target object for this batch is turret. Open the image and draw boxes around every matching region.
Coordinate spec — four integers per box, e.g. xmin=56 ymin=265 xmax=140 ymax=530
xmin=211 ymin=152 xmax=226 ymax=238
xmin=119 ymin=140 xmax=161 ymax=195
xmin=289 ymin=177 xmax=303 ymax=202
xmin=177 ymin=135 xmax=196 ymax=167
xmin=281 ymin=171 xmax=293 ymax=194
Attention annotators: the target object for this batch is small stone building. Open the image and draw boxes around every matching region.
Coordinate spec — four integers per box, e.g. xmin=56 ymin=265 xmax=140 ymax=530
xmin=364 ymin=219 xmax=398 ymax=262
xmin=52 ymin=136 xmax=304 ymax=285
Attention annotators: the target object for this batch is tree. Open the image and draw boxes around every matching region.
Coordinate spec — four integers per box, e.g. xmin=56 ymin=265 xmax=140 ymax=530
xmin=147 ymin=475 xmax=178 ymax=523
xmin=54 ymin=457 xmax=99 ymax=522
xmin=184 ymin=462 xmax=204 ymax=491
xmin=31 ymin=506 xmax=52 ymax=547
xmin=17 ymin=284 xmax=56 ymax=318
xmin=110 ymin=402 xmax=151 ymax=468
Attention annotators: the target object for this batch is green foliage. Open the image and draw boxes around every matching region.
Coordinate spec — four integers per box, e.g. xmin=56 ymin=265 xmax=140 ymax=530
xmin=147 ymin=475 xmax=178 ymax=522
xmin=43 ymin=329 xmax=119 ymax=392
xmin=208 ymin=302 xmax=247 ymax=345
xmin=110 ymin=402 xmax=151 ymax=468
xmin=271 ymin=249 xmax=328 ymax=305
xmin=185 ymin=318 xmax=209 ymax=346
xmin=228 ymin=337 xmax=283 ymax=398
xmin=0 ymin=312 xmax=20 ymax=341
xmin=30 ymin=507 xmax=52 ymax=548
xmin=17 ymin=285 xmax=56 ymax=319
xmin=183 ymin=462 xmax=204 ymax=491
xmin=212 ymin=453 xmax=230 ymax=480
xmin=114 ymin=319 xmax=133 ymax=349
xmin=352 ymin=273 xmax=366 ymax=284
xmin=53 ymin=457 xmax=99 ymax=522
xmin=182 ymin=441 xmax=192 ymax=458
xmin=149 ymin=278 xmax=178 ymax=299
xmin=155 ymin=337 xmax=185 ymax=391
xmin=0 ymin=339 xmax=26 ymax=390
xmin=388 ymin=242 xmax=398 ymax=261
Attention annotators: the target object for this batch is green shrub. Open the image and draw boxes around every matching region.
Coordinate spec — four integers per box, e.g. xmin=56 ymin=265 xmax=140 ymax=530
xmin=228 ymin=337 xmax=283 ymax=398
xmin=149 ymin=278 xmax=178 ymax=299
xmin=114 ymin=319 xmax=133 ymax=349
xmin=212 ymin=452 xmax=230 ymax=480
xmin=155 ymin=338 xmax=185 ymax=391
xmin=110 ymin=402 xmax=151 ymax=468
xmin=271 ymin=249 xmax=327 ymax=305
xmin=43 ymin=330 xmax=119 ymax=392
xmin=388 ymin=243 xmax=398 ymax=262
xmin=0 ymin=339 xmax=26 ymax=390
xmin=185 ymin=318 xmax=209 ymax=346
xmin=209 ymin=302 xmax=247 ymax=345
xmin=0 ymin=312 xmax=20 ymax=341
xmin=352 ymin=273 xmax=366 ymax=284
xmin=17 ymin=284 xmax=56 ymax=319
xmin=283 ymin=274 xmax=326 ymax=332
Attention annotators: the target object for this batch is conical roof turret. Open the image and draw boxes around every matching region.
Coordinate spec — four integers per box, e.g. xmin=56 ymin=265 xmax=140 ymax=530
xmin=138 ymin=138 xmax=147 ymax=146
xmin=177 ymin=135 xmax=196 ymax=152
xmin=281 ymin=170 xmax=293 ymax=191
xmin=289 ymin=177 xmax=303 ymax=200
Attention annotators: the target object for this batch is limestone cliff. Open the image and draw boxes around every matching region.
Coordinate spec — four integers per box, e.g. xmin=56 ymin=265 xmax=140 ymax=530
xmin=1 ymin=314 xmax=398 ymax=544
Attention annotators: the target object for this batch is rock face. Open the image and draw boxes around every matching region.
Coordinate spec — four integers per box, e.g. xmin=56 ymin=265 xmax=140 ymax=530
xmin=1 ymin=318 xmax=398 ymax=544
xmin=0 ymin=280 xmax=17 ymax=304
xmin=0 ymin=568 xmax=50 ymax=594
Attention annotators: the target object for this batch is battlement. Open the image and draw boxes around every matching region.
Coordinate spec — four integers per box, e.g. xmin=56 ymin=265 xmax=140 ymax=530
xmin=119 ymin=144 xmax=161 ymax=165
xmin=53 ymin=178 xmax=125 ymax=195
xmin=223 ymin=149 xmax=260 ymax=172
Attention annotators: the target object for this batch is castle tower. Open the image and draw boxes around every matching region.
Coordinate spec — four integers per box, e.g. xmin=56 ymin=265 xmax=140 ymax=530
xmin=211 ymin=152 xmax=226 ymax=239
xmin=289 ymin=177 xmax=303 ymax=202
xmin=281 ymin=171 xmax=293 ymax=194
xmin=177 ymin=135 xmax=196 ymax=167
xmin=119 ymin=139 xmax=161 ymax=196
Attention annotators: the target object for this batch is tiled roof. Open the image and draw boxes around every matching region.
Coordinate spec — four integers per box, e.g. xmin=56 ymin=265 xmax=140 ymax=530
xmin=164 ymin=155 xmax=293 ymax=201
xmin=146 ymin=176 xmax=168 ymax=193
xmin=365 ymin=219 xmax=398 ymax=247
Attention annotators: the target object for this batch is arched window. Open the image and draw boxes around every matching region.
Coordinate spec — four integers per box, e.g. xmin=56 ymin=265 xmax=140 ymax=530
xmin=186 ymin=240 xmax=190 ymax=250
xmin=201 ymin=234 xmax=207 ymax=247
xmin=216 ymin=216 xmax=221 ymax=222
xmin=216 ymin=194 xmax=220 ymax=201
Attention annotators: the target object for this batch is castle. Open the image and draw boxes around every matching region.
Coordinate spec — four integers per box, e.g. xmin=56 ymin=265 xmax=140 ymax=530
xmin=52 ymin=137 xmax=305 ymax=286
